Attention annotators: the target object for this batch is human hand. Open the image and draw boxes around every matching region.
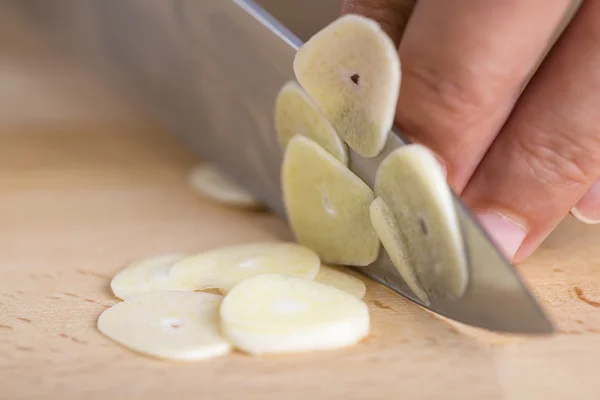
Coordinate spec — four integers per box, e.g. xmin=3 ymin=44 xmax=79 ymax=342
xmin=340 ymin=0 xmax=600 ymax=263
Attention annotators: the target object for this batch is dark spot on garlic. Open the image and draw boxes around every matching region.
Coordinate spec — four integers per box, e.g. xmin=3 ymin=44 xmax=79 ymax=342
xmin=418 ymin=217 xmax=428 ymax=236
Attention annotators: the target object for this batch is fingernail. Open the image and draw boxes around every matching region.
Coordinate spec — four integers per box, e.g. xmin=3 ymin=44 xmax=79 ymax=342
xmin=570 ymin=207 xmax=600 ymax=224
xmin=476 ymin=211 xmax=527 ymax=261
xmin=571 ymin=180 xmax=600 ymax=224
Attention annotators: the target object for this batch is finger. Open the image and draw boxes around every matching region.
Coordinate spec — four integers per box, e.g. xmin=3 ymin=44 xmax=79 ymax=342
xmin=462 ymin=1 xmax=600 ymax=263
xmin=395 ymin=0 xmax=575 ymax=192
xmin=340 ymin=0 xmax=416 ymax=45
xmin=571 ymin=179 xmax=600 ymax=224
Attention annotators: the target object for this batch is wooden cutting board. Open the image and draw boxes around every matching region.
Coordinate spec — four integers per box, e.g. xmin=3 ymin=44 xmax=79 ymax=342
xmin=1 ymin=6 xmax=600 ymax=400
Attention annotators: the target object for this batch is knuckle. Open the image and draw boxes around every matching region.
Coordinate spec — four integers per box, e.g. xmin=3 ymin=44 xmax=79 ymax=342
xmin=513 ymin=117 xmax=600 ymax=188
xmin=582 ymin=2 xmax=600 ymax=40
xmin=394 ymin=61 xmax=512 ymax=187
xmin=397 ymin=61 xmax=505 ymax=137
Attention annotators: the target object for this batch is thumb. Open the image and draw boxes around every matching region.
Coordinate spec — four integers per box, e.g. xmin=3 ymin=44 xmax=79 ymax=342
xmin=340 ymin=0 xmax=416 ymax=46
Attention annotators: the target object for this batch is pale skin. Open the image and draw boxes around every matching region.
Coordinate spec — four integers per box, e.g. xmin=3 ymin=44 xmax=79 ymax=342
xmin=341 ymin=0 xmax=600 ymax=263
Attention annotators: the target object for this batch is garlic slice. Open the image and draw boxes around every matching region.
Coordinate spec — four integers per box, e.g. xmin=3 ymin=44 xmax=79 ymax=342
xmin=282 ymin=135 xmax=380 ymax=266
xmin=188 ymin=164 xmax=260 ymax=208
xmin=314 ymin=265 xmax=366 ymax=299
xmin=169 ymin=242 xmax=320 ymax=294
xmin=111 ymin=253 xmax=188 ymax=300
xmin=293 ymin=14 xmax=400 ymax=158
xmin=274 ymin=81 xmax=347 ymax=164
xmin=220 ymin=274 xmax=369 ymax=355
xmin=98 ymin=291 xmax=231 ymax=361
xmin=374 ymin=144 xmax=467 ymax=300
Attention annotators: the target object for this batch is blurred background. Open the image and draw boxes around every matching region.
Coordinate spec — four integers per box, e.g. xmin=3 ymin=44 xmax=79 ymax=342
xmin=0 ymin=0 xmax=341 ymax=129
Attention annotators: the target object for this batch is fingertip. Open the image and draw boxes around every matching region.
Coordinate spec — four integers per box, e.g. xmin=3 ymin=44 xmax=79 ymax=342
xmin=570 ymin=180 xmax=600 ymax=224
xmin=570 ymin=207 xmax=600 ymax=225
xmin=475 ymin=210 xmax=528 ymax=263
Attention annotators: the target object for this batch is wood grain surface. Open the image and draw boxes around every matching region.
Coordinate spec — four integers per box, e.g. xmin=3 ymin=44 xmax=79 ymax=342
xmin=1 ymin=5 xmax=600 ymax=400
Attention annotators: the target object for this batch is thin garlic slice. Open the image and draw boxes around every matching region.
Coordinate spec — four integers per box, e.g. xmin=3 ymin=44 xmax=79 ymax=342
xmin=314 ymin=265 xmax=366 ymax=299
xmin=188 ymin=164 xmax=261 ymax=208
xmin=98 ymin=291 xmax=231 ymax=361
xmin=293 ymin=14 xmax=400 ymax=158
xmin=369 ymin=197 xmax=430 ymax=304
xmin=274 ymin=81 xmax=348 ymax=164
xmin=374 ymin=144 xmax=467 ymax=300
xmin=282 ymin=135 xmax=380 ymax=266
xmin=220 ymin=274 xmax=369 ymax=355
xmin=169 ymin=242 xmax=320 ymax=294
xmin=111 ymin=253 xmax=188 ymax=300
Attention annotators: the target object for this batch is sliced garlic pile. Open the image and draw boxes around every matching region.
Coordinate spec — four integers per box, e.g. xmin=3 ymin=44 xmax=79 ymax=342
xmin=101 ymin=242 xmax=370 ymax=360
xmin=287 ymin=14 xmax=466 ymax=303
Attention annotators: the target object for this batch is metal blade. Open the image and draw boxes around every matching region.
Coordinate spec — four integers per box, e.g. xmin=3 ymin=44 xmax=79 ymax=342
xmin=14 ymin=0 xmax=554 ymax=333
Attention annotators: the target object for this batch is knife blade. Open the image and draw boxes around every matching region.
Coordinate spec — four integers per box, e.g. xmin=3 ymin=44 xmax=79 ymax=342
xmin=15 ymin=0 xmax=554 ymax=333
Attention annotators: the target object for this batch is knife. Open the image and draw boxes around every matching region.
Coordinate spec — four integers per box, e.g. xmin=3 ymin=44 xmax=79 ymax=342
xmin=14 ymin=0 xmax=554 ymax=334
